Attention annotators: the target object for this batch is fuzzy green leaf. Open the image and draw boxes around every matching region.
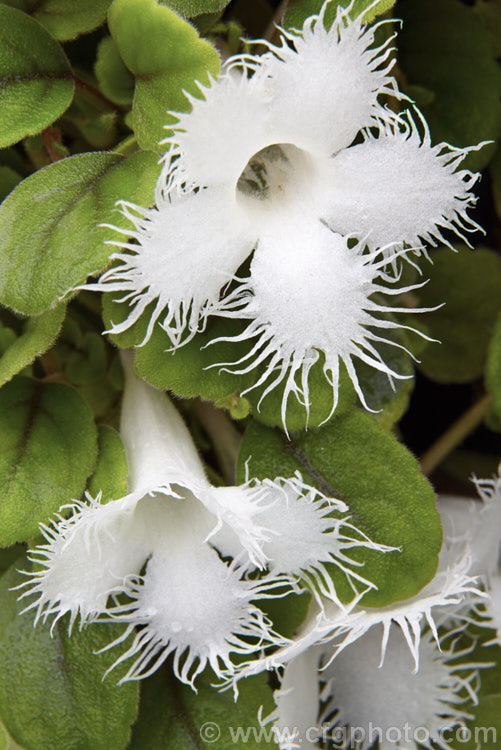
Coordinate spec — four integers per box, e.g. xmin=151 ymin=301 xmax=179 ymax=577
xmin=0 ymin=305 xmax=65 ymax=388
xmin=0 ymin=167 xmax=21 ymax=203
xmin=87 ymin=425 xmax=128 ymax=501
xmin=0 ymin=719 xmax=25 ymax=750
xmin=284 ymin=0 xmax=395 ymax=29
xmin=0 ymin=376 xmax=97 ymax=547
xmin=95 ymin=37 xmax=134 ymax=107
xmin=0 ymin=5 xmax=74 ymax=148
xmin=0 ymin=563 xmax=139 ymax=750
xmin=56 ymin=320 xmax=108 ymax=385
xmin=0 ymin=150 xmax=160 ymax=316
xmin=160 ymin=0 xmax=231 ymax=16
xmin=1 ymin=0 xmax=110 ymax=41
xmin=398 ymin=0 xmax=500 ymax=171
xmin=490 ymin=146 xmax=501 ymax=223
xmin=474 ymin=0 xmax=501 ymax=57
xmin=0 ymin=544 xmax=24 ymax=575
xmin=416 ymin=247 xmax=501 ymax=384
xmin=108 ymin=0 xmax=220 ymax=152
xmin=486 ymin=314 xmax=501 ymax=421
xmin=129 ymin=670 xmax=275 ymax=749
xmin=238 ymin=410 xmax=442 ymax=607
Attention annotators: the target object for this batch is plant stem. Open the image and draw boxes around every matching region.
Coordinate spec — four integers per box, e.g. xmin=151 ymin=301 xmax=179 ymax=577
xmin=41 ymin=126 xmax=66 ymax=162
xmin=420 ymin=392 xmax=492 ymax=476
xmin=192 ymin=399 xmax=242 ymax=485
xmin=73 ymin=73 xmax=121 ymax=113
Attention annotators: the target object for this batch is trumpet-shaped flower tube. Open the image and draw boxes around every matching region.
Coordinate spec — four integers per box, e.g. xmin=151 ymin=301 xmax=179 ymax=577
xmin=89 ymin=1 xmax=483 ymax=427
xmin=17 ymin=359 xmax=389 ymax=686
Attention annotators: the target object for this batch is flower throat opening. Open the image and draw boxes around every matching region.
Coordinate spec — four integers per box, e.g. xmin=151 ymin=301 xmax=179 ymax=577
xmin=236 ymin=143 xmax=316 ymax=213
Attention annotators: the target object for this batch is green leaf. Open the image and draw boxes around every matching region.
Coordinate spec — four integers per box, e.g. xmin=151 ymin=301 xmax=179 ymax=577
xmin=398 ymin=0 xmax=500 ymax=171
xmin=261 ymin=589 xmax=311 ymax=640
xmin=0 ymin=167 xmax=21 ymax=203
xmin=108 ymin=0 xmax=220 ymax=152
xmin=55 ymin=320 xmax=108 ymax=385
xmin=455 ymin=693 xmax=501 ymax=750
xmin=0 ymin=719 xmax=25 ymax=750
xmin=416 ymin=247 xmax=501 ymax=384
xmin=489 ymin=146 xmax=501 ymax=223
xmin=0 ymin=376 xmax=98 ymax=547
xmin=238 ymin=410 xmax=442 ymax=607
xmin=0 ymin=305 xmax=65 ymax=388
xmin=284 ymin=0 xmax=395 ymax=29
xmin=486 ymin=314 xmax=501 ymax=421
xmin=352 ymin=326 xmax=415 ymax=430
xmin=474 ymin=0 xmax=501 ymax=57
xmin=160 ymin=0 xmax=230 ymax=16
xmin=0 ymin=544 xmax=24 ymax=575
xmin=87 ymin=425 xmax=128 ymax=501
xmin=0 ymin=5 xmax=74 ymax=148
xmin=0 ymin=150 xmax=160 ymax=316
xmin=95 ymin=37 xmax=135 ymax=107
xmin=129 ymin=670 xmax=275 ymax=750
xmin=1 ymin=0 xmax=111 ymax=41
xmin=0 ymin=325 xmax=17 ymax=357
xmin=0 ymin=563 xmax=139 ymax=750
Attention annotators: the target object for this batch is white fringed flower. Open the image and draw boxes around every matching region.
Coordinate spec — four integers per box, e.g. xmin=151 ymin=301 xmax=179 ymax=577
xmin=225 ymin=539 xmax=483 ymax=691
xmin=439 ymin=467 xmax=501 ymax=643
xmin=17 ymin=357 xmax=388 ymax=686
xmin=249 ymin=538 xmax=486 ymax=750
xmin=263 ymin=627 xmax=483 ymax=750
xmin=90 ymin=0 xmax=482 ymax=426
xmin=317 ymin=626 xmax=482 ymax=750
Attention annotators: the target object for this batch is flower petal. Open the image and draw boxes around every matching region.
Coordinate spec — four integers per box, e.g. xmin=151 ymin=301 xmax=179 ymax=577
xmin=91 ymin=187 xmax=256 ymax=347
xmin=257 ymin=2 xmax=401 ymax=157
xmin=16 ymin=490 xmax=149 ymax=631
xmin=102 ymin=496 xmax=285 ymax=686
xmin=319 ymin=626 xmax=480 ymax=750
xmin=162 ymin=70 xmax=273 ymax=192
xmin=213 ymin=220 xmax=427 ymax=429
xmin=320 ymin=112 xmax=483 ymax=251
xmin=219 ymin=474 xmax=393 ymax=604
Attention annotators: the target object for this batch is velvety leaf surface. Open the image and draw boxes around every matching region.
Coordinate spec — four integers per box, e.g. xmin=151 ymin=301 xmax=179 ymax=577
xmin=398 ymin=0 xmax=500 ymax=171
xmin=1 ymin=0 xmax=110 ymax=41
xmin=160 ymin=0 xmax=231 ymax=16
xmin=238 ymin=411 xmax=442 ymax=607
xmin=0 ymin=563 xmax=139 ymax=750
xmin=0 ymin=305 xmax=65 ymax=388
xmin=95 ymin=37 xmax=134 ymax=106
xmin=0 ymin=167 xmax=21 ymax=202
xmin=87 ymin=425 xmax=128 ymax=501
xmin=416 ymin=247 xmax=501 ymax=383
xmin=284 ymin=0 xmax=395 ymax=28
xmin=0 ymin=151 xmax=160 ymax=315
xmin=0 ymin=719 xmax=25 ymax=750
xmin=475 ymin=0 xmax=501 ymax=56
xmin=0 ymin=5 xmax=74 ymax=148
xmin=108 ymin=0 xmax=220 ymax=151
xmin=486 ymin=315 xmax=501 ymax=422
xmin=129 ymin=671 xmax=275 ymax=749
xmin=0 ymin=376 xmax=97 ymax=546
